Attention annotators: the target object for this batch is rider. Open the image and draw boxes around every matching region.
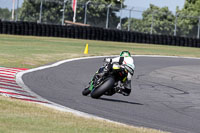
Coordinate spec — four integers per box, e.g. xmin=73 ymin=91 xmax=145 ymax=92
xmin=104 ymin=51 xmax=135 ymax=96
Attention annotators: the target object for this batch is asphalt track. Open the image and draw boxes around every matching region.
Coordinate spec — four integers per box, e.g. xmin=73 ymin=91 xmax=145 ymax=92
xmin=22 ymin=56 xmax=200 ymax=133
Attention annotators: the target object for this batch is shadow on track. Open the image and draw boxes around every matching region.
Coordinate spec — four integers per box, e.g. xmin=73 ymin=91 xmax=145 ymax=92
xmin=99 ymin=97 xmax=143 ymax=105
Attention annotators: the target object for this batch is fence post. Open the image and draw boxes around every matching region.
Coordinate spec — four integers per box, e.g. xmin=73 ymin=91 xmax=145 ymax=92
xmin=174 ymin=12 xmax=178 ymax=36
xmin=197 ymin=17 xmax=200 ymax=39
xmin=39 ymin=0 xmax=43 ymax=23
xmin=106 ymin=4 xmax=112 ymax=29
xmin=84 ymin=1 xmax=91 ymax=24
xmin=12 ymin=0 xmax=16 ymax=21
xmin=62 ymin=0 xmax=67 ymax=25
xmin=119 ymin=0 xmax=123 ymax=30
xmin=15 ymin=0 xmax=19 ymax=21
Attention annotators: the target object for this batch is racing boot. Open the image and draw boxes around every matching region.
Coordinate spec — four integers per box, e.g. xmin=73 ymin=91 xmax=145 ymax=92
xmin=122 ymin=80 xmax=132 ymax=96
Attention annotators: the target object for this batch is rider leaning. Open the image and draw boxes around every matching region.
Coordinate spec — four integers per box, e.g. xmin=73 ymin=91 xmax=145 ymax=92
xmin=104 ymin=51 xmax=135 ymax=96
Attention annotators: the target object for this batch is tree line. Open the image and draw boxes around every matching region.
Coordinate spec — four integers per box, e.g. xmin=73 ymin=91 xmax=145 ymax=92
xmin=123 ymin=0 xmax=200 ymax=38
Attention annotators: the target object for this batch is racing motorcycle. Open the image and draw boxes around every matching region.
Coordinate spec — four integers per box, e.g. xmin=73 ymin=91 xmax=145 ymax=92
xmin=82 ymin=62 xmax=129 ymax=99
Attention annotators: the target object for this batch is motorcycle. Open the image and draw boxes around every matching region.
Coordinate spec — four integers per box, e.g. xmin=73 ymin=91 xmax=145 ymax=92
xmin=82 ymin=62 xmax=129 ymax=99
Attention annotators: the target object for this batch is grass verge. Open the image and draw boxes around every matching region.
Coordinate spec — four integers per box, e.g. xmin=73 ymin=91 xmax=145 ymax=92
xmin=0 ymin=34 xmax=200 ymax=68
xmin=0 ymin=96 xmax=165 ymax=133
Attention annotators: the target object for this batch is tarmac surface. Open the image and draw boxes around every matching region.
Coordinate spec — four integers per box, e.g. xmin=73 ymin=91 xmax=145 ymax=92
xmin=22 ymin=56 xmax=200 ymax=133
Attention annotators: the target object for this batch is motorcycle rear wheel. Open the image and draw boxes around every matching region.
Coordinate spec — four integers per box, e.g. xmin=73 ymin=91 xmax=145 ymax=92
xmin=91 ymin=77 xmax=115 ymax=99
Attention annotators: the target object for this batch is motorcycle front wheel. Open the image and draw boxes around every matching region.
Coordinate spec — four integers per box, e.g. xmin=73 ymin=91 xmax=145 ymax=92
xmin=82 ymin=88 xmax=91 ymax=96
xmin=90 ymin=77 xmax=115 ymax=99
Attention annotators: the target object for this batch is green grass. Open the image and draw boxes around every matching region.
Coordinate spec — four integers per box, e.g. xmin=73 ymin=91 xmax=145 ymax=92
xmin=1 ymin=34 xmax=199 ymax=133
xmin=0 ymin=96 xmax=165 ymax=133
xmin=0 ymin=34 xmax=200 ymax=68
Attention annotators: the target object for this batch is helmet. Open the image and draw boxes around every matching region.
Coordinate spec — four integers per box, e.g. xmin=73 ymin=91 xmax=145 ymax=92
xmin=120 ymin=51 xmax=131 ymax=57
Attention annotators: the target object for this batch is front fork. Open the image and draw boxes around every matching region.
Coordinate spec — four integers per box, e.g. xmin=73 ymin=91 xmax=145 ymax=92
xmin=89 ymin=81 xmax=94 ymax=91
xmin=88 ymin=74 xmax=98 ymax=91
xmin=89 ymin=72 xmax=105 ymax=91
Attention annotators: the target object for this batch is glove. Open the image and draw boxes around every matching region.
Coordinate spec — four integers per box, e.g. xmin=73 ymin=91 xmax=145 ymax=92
xmin=104 ymin=58 xmax=112 ymax=63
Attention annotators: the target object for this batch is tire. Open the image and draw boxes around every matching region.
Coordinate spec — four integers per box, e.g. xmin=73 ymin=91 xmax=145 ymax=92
xmin=82 ymin=88 xmax=91 ymax=96
xmin=91 ymin=77 xmax=115 ymax=99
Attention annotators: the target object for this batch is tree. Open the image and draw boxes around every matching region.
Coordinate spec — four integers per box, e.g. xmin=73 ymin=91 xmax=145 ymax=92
xmin=18 ymin=0 xmax=121 ymax=27
xmin=123 ymin=18 xmax=143 ymax=32
xmin=85 ymin=0 xmax=122 ymax=28
xmin=19 ymin=0 xmax=63 ymax=23
xmin=0 ymin=8 xmax=11 ymax=21
xmin=176 ymin=0 xmax=200 ymax=37
xmin=123 ymin=4 xmax=175 ymax=35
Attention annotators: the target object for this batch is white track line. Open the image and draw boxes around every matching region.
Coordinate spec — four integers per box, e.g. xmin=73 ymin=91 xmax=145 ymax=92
xmin=0 ymin=86 xmax=27 ymax=93
xmin=0 ymin=67 xmax=48 ymax=103
xmin=0 ymin=81 xmax=17 ymax=85
xmin=0 ymin=83 xmax=21 ymax=88
xmin=0 ymin=85 xmax=25 ymax=91
xmin=0 ymin=67 xmax=36 ymax=102
xmin=0 ymin=69 xmax=21 ymax=73
xmin=0 ymin=72 xmax=16 ymax=76
xmin=0 ymin=81 xmax=18 ymax=86
xmin=0 ymin=78 xmax=16 ymax=83
xmin=0 ymin=88 xmax=33 ymax=96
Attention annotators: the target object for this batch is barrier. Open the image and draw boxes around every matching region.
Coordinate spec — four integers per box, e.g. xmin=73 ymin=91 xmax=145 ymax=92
xmin=0 ymin=20 xmax=2 ymax=34
xmin=0 ymin=20 xmax=200 ymax=48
